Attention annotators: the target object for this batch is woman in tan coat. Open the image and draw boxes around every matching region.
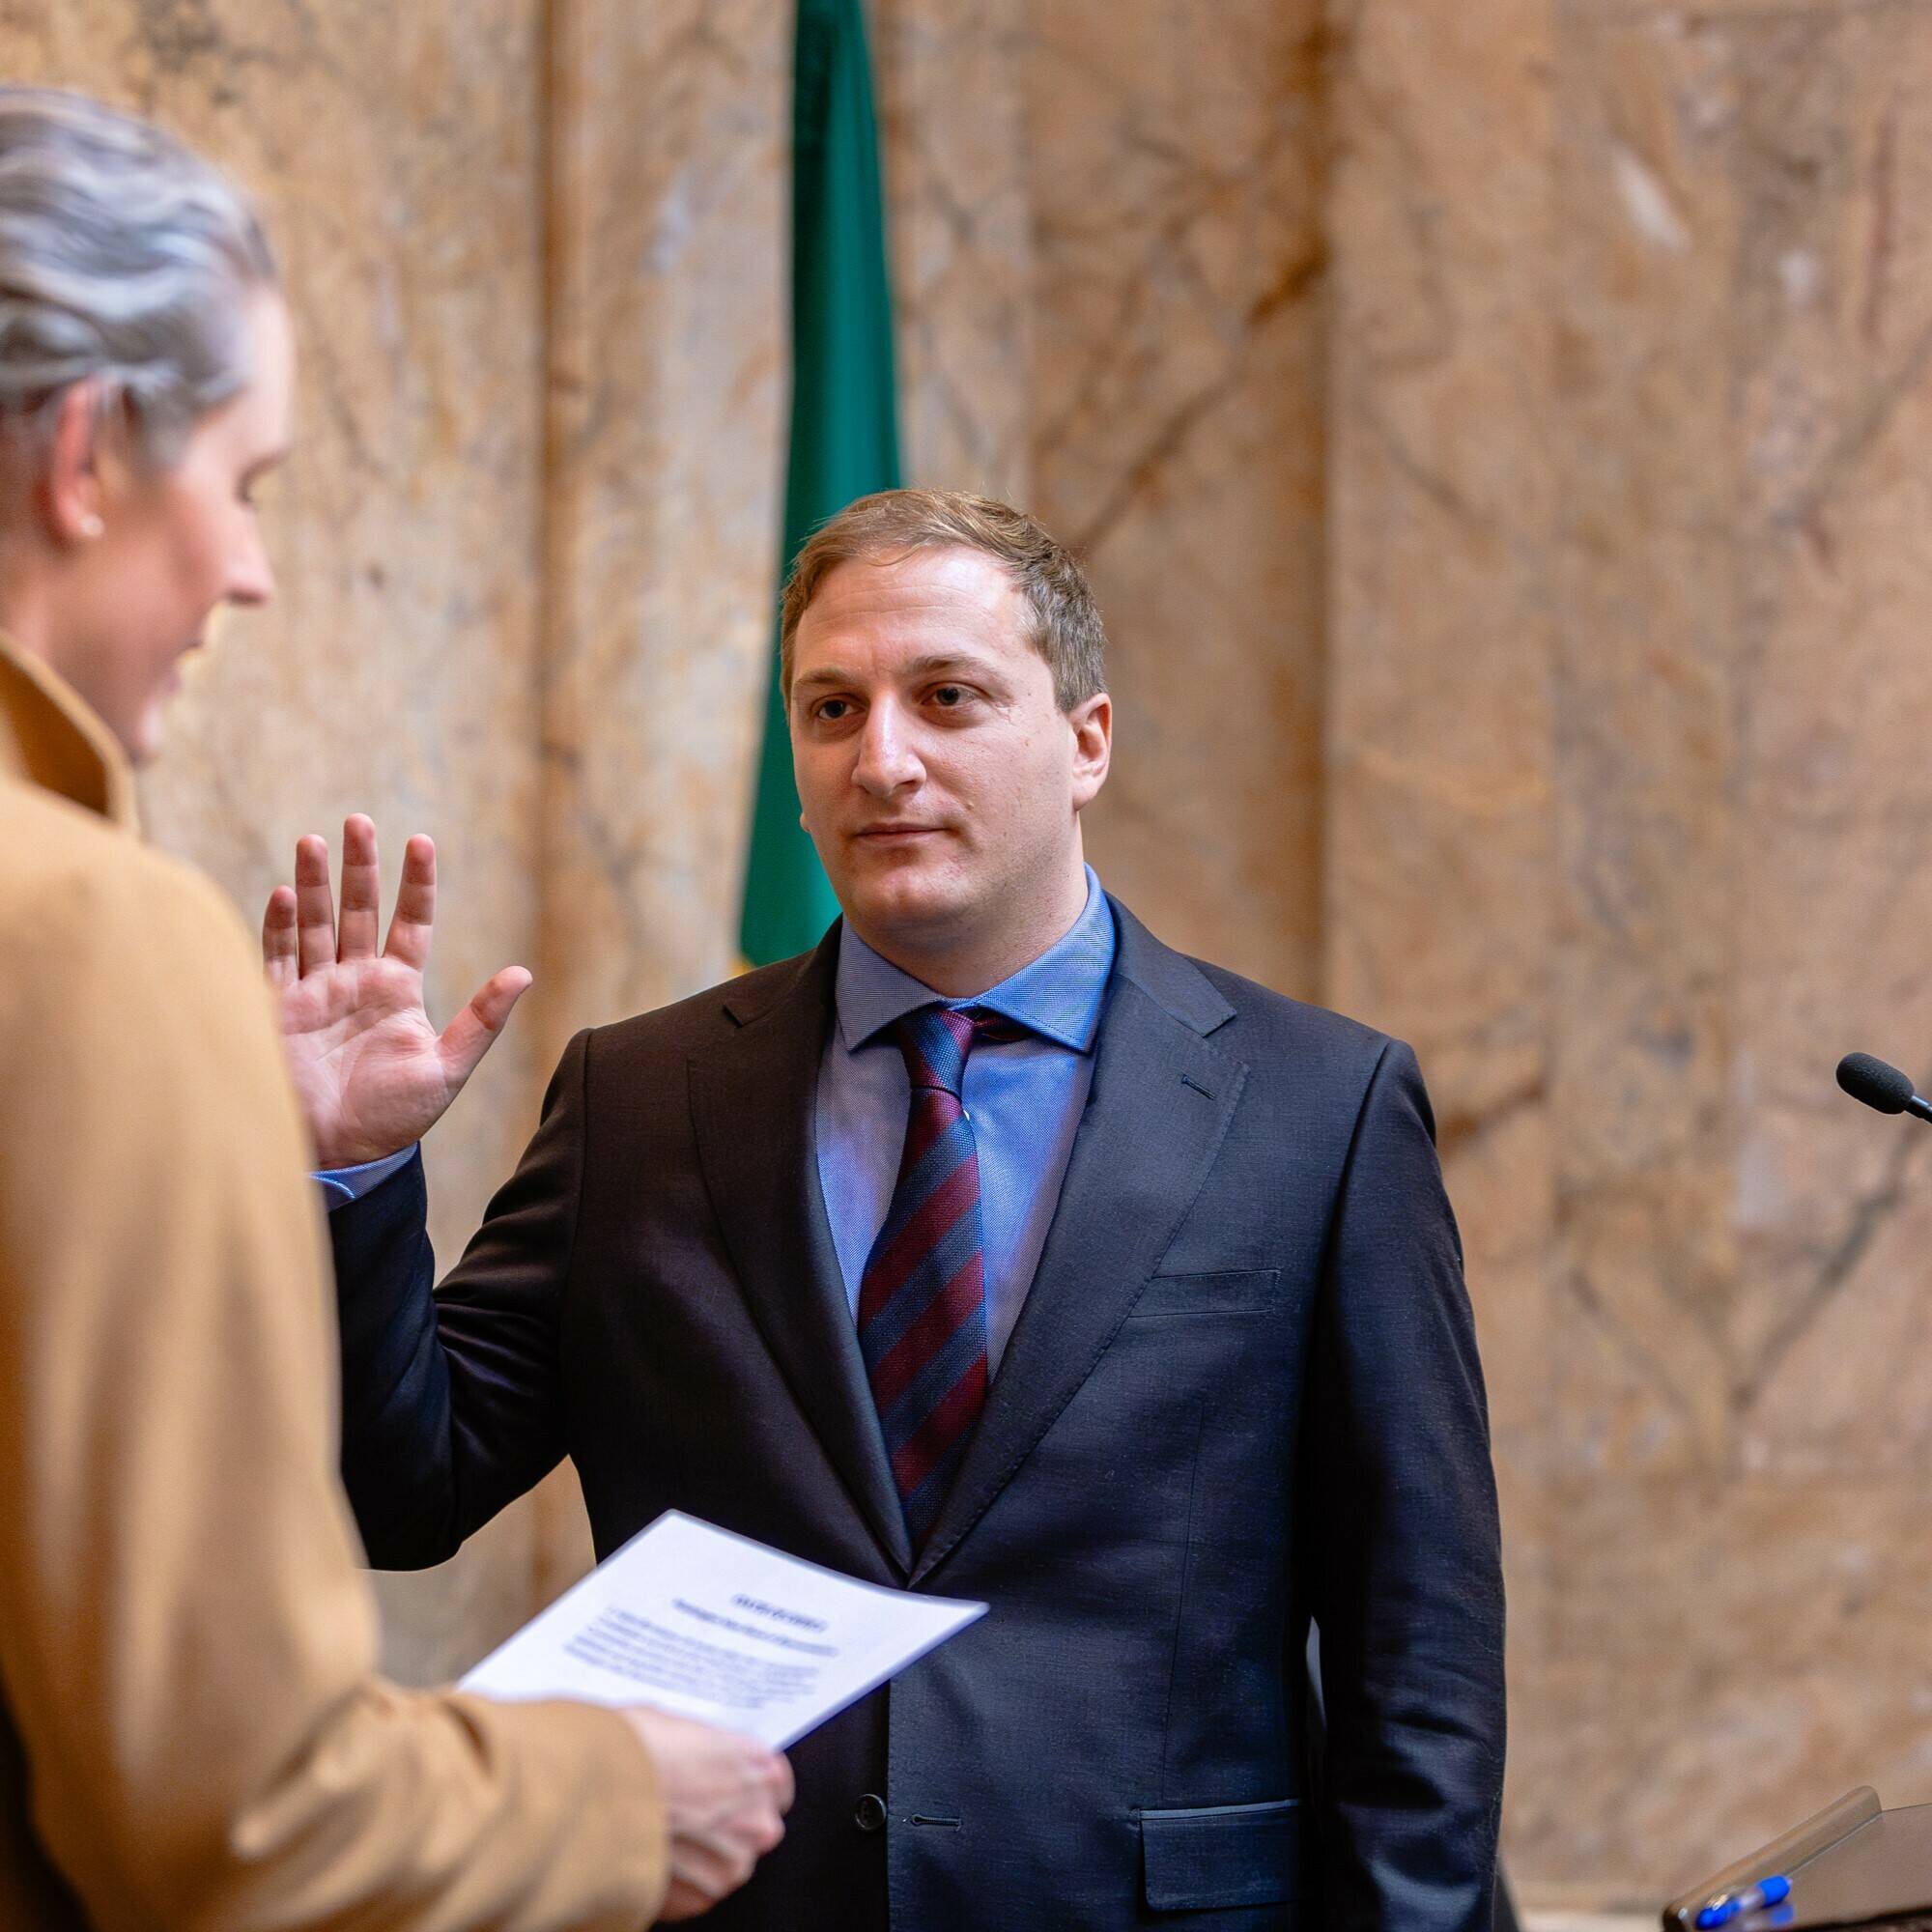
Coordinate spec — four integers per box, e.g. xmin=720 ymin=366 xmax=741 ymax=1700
xmin=0 ymin=89 xmax=788 ymax=1930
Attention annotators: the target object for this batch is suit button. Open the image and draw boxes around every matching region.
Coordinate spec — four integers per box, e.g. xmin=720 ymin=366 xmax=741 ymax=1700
xmin=854 ymin=1792 xmax=888 ymax=1833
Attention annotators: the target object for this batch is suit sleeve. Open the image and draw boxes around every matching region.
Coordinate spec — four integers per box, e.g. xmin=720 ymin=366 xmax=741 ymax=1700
xmin=332 ymin=1032 xmax=594 ymax=1567
xmin=1303 ymin=1038 xmax=1507 ymax=1932
xmin=0 ymin=855 xmax=667 ymax=1932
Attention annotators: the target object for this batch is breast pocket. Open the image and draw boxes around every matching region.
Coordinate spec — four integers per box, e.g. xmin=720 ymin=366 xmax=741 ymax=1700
xmin=1130 ymin=1267 xmax=1283 ymax=1319
xmin=1141 ymin=1796 xmax=1304 ymax=1911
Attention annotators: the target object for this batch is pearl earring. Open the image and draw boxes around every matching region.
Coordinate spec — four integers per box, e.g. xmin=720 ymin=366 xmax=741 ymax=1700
xmin=79 ymin=515 xmax=103 ymax=539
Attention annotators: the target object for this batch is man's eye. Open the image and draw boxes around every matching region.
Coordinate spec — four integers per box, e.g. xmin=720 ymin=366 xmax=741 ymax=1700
xmin=933 ymin=686 xmax=966 ymax=707
xmin=816 ymin=698 xmax=852 ymax=722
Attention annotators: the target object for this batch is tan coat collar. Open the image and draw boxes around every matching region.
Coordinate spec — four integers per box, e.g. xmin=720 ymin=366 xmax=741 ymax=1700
xmin=0 ymin=634 xmax=138 ymax=832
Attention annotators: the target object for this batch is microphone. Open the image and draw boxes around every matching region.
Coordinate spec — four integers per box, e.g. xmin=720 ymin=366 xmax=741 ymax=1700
xmin=1836 ymin=1051 xmax=1932 ymax=1124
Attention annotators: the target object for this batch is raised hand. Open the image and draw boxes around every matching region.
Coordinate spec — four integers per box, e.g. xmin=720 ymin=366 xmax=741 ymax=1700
xmin=262 ymin=815 xmax=530 ymax=1168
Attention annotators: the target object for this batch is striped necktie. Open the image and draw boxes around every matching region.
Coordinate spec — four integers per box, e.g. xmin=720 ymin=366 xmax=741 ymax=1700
xmin=858 ymin=1004 xmax=1022 ymax=1549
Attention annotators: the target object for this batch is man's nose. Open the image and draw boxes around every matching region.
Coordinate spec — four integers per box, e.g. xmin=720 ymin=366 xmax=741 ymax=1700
xmin=853 ymin=701 xmax=923 ymax=795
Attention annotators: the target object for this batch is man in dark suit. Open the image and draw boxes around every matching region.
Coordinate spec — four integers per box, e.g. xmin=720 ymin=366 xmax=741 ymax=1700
xmin=268 ymin=490 xmax=1506 ymax=1930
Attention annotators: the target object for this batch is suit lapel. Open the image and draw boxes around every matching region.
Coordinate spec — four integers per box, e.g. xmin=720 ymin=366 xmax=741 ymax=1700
xmin=689 ymin=932 xmax=914 ymax=1577
xmin=911 ymin=905 xmax=1248 ymax=1585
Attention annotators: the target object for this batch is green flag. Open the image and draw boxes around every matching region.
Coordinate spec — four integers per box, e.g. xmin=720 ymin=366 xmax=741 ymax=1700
xmin=738 ymin=0 xmax=902 ymax=968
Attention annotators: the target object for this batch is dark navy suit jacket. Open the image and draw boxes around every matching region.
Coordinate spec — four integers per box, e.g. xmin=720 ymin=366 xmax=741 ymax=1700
xmin=331 ymin=902 xmax=1506 ymax=1930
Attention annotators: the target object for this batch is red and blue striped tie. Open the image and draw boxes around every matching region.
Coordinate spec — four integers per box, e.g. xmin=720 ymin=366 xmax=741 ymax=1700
xmin=858 ymin=1004 xmax=1019 ymax=1549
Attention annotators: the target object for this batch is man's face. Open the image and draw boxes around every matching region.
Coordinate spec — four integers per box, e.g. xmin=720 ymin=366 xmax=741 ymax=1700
xmin=788 ymin=545 xmax=1110 ymax=970
xmin=56 ymin=288 xmax=293 ymax=763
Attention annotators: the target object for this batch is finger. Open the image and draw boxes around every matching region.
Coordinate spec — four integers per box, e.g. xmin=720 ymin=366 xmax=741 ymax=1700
xmin=658 ymin=1879 xmax=707 ymax=1921
xmin=688 ymin=1834 xmax=753 ymax=1894
xmin=262 ymin=885 xmax=298 ymax=991
xmin=436 ymin=966 xmax=533 ymax=1088
xmin=336 ymin=813 xmax=382 ymax=961
xmin=294 ymin=835 xmax=337 ymax=977
xmin=767 ymin=1752 xmax=795 ymax=1813
xmin=665 ymin=1843 xmax=734 ymax=1910
xmin=384 ymin=834 xmax=436 ymax=971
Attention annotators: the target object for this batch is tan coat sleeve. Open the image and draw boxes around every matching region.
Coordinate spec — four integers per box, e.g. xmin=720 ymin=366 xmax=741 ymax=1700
xmin=0 ymin=841 xmax=668 ymax=1931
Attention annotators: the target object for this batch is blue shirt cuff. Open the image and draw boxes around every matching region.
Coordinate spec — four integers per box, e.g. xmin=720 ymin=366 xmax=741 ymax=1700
xmin=315 ymin=1145 xmax=417 ymax=1211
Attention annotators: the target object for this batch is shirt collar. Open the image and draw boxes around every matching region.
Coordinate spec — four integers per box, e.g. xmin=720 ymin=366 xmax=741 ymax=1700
xmin=0 ymin=632 xmax=138 ymax=832
xmin=836 ymin=865 xmax=1117 ymax=1054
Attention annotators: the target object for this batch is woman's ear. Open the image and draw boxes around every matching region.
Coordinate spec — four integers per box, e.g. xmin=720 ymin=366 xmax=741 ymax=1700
xmin=39 ymin=381 xmax=107 ymax=545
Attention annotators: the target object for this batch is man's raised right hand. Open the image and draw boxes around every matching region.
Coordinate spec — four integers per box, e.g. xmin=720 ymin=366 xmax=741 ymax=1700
xmin=262 ymin=815 xmax=531 ymax=1168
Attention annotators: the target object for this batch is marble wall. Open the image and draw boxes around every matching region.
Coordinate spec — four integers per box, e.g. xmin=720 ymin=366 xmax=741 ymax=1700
xmin=535 ymin=0 xmax=785 ymax=1041
xmin=25 ymin=0 xmax=1932 ymax=1912
xmin=523 ymin=0 xmax=792 ymax=1608
xmin=1322 ymin=0 xmax=1567 ymax=1889
xmin=1329 ymin=0 xmax=1932 ymax=1906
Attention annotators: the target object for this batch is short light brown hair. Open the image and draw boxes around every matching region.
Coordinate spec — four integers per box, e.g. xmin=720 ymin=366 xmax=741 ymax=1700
xmin=781 ymin=489 xmax=1107 ymax=710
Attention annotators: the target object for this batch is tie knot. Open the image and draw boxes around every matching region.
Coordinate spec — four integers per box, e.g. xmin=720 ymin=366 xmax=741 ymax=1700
xmin=892 ymin=1004 xmax=1025 ymax=1094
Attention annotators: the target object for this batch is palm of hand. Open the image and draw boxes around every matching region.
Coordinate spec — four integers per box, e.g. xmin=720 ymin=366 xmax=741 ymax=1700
xmin=262 ymin=820 xmax=530 ymax=1172
xmin=276 ymin=956 xmax=455 ymax=1167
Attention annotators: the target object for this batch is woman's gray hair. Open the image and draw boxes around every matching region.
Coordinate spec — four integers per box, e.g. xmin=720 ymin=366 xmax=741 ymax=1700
xmin=0 ymin=88 xmax=277 ymax=473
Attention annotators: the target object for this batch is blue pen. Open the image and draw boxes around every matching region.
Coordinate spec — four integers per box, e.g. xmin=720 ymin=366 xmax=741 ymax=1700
xmin=1696 ymin=1875 xmax=1791 ymax=1927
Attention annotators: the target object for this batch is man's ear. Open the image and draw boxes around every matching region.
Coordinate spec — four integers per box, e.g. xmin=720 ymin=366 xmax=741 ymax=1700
xmin=1068 ymin=690 xmax=1112 ymax=810
xmin=38 ymin=381 xmax=107 ymax=546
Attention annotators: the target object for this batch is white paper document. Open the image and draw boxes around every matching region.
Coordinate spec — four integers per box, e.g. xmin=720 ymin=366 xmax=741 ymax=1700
xmin=460 ymin=1511 xmax=986 ymax=1749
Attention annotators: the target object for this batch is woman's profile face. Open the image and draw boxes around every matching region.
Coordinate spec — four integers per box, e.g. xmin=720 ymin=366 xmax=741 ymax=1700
xmin=57 ymin=287 xmax=294 ymax=764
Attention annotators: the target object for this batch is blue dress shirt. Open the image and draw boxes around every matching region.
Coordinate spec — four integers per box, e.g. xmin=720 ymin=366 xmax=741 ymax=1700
xmin=816 ymin=867 xmax=1116 ymax=1375
xmin=317 ymin=1145 xmax=414 ymax=1208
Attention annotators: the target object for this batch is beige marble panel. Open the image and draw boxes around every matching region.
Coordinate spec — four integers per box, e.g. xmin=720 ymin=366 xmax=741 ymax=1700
xmin=1400 ymin=0 xmax=1932 ymax=1899
xmin=1323 ymin=0 xmax=1562 ymax=1883
xmin=1546 ymin=0 xmax=1746 ymax=1488
xmin=1730 ymin=4 xmax=1932 ymax=1469
xmin=0 ymin=2 xmax=558 ymax=1683
xmin=1020 ymin=0 xmax=1326 ymax=999
xmin=874 ymin=0 xmax=1034 ymax=498
xmin=1525 ymin=1474 xmax=1932 ymax=1890
xmin=525 ymin=0 xmax=789 ymax=1610
xmin=535 ymin=0 xmax=786 ymax=1039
